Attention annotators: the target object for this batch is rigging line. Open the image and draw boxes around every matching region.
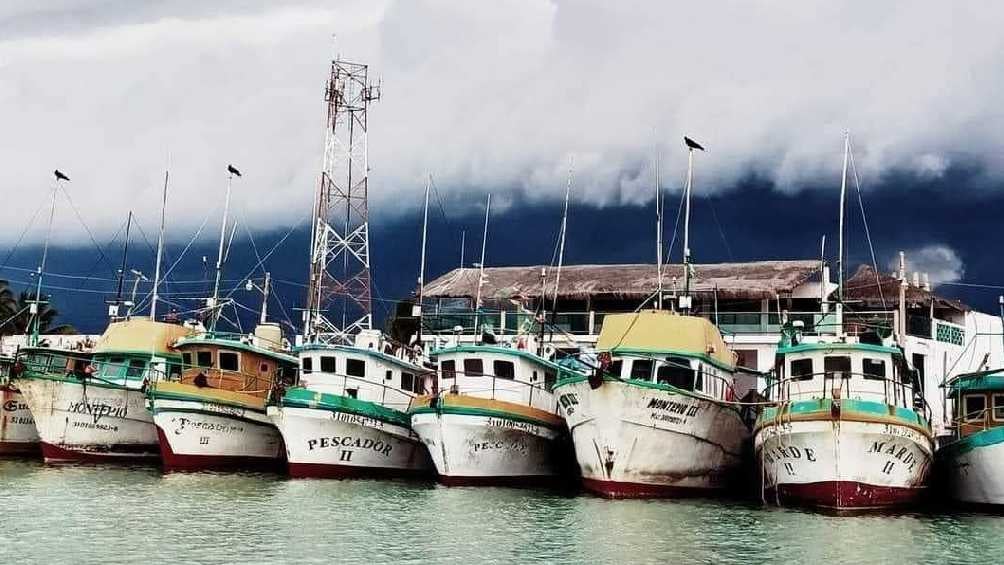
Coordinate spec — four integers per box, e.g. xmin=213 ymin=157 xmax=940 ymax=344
xmin=0 ymin=197 xmax=47 ymax=273
xmin=847 ymin=144 xmax=886 ymax=309
xmin=71 ymin=213 xmax=132 ymax=292
xmin=221 ymin=212 xmax=309 ymax=303
xmin=664 ymin=180 xmax=688 ymax=265
xmin=132 ymin=209 xmax=215 ymax=313
xmin=240 ymin=212 xmax=295 ymax=330
xmin=428 ymin=176 xmax=458 ymax=233
xmin=706 ymin=194 xmax=734 ymax=261
xmin=56 ymin=184 xmax=117 ymax=275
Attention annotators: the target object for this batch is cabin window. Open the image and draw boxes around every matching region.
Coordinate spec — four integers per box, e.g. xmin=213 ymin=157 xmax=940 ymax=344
xmin=790 ymin=358 xmax=814 ymax=381
xmin=532 ymin=370 xmax=538 ymax=382
xmin=994 ymin=394 xmax=1004 ymax=421
xmin=182 ymin=352 xmax=192 ymax=368
xmin=608 ymin=360 xmax=623 ymax=378
xmin=862 ymin=358 xmax=886 ymax=381
xmin=386 ymin=370 xmax=393 ymax=381
xmin=126 ymin=359 xmax=146 ymax=378
xmin=630 ymin=359 xmax=654 ymax=381
xmin=219 ymin=352 xmax=239 ymax=372
xmin=824 ymin=356 xmax=851 ymax=380
xmin=544 ymin=370 xmax=557 ymax=391
xmin=441 ymin=360 xmax=456 ymax=379
xmin=401 ymin=372 xmax=415 ymax=392
xmin=320 ymin=356 xmax=337 ymax=373
xmin=964 ymin=394 xmax=987 ymax=422
xmin=657 ymin=356 xmax=695 ymax=391
xmin=302 ymin=357 xmax=313 ymax=374
xmin=463 ymin=359 xmax=484 ymax=377
xmin=493 ymin=360 xmax=515 ymax=380
xmin=107 ymin=357 xmax=126 ymax=377
xmin=197 ymin=351 xmax=214 ymax=368
xmin=346 ymin=359 xmax=366 ymax=378
xmin=168 ymin=363 xmax=181 ymax=379
xmin=346 ymin=388 xmax=358 ymax=399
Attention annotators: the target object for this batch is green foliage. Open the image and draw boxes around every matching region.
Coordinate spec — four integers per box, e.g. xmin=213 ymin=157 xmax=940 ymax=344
xmin=0 ymin=280 xmax=76 ymax=337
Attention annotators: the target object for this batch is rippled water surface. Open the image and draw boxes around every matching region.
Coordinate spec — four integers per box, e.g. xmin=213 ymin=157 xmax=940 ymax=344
xmin=1 ymin=459 xmax=1002 ymax=564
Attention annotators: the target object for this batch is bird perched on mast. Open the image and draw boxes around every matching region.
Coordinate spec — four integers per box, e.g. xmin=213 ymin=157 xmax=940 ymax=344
xmin=683 ymin=136 xmax=705 ymax=152
xmin=54 ymin=170 xmax=70 ymax=182
xmin=227 ymin=164 xmax=241 ymax=177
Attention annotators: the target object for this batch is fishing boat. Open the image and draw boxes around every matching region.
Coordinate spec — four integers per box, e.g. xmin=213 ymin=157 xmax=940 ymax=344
xmin=754 ymin=133 xmax=934 ymax=510
xmin=410 ymin=340 xmax=568 ymax=485
xmin=147 ymin=323 xmax=297 ymax=471
xmin=755 ymin=324 xmax=934 ymax=509
xmin=16 ymin=318 xmax=192 ymax=462
xmin=555 ymin=310 xmax=749 ymax=496
xmin=937 ymin=369 xmax=1004 ymax=506
xmin=1 ymin=350 xmax=91 ymax=455
xmin=268 ymin=330 xmax=432 ymax=478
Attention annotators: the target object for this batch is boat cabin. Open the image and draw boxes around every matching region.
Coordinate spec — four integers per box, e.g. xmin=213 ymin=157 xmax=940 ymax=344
xmin=947 ymin=370 xmax=1004 ymax=438
xmin=297 ymin=330 xmax=425 ymax=412
xmin=433 ymin=346 xmax=558 ymax=414
xmin=769 ymin=340 xmax=917 ymax=410
xmin=174 ymin=335 xmax=296 ymax=399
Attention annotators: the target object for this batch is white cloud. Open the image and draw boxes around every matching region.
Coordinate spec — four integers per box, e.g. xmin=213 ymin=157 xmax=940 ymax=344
xmin=2 ymin=1 xmax=1004 ymax=245
xmin=889 ymin=244 xmax=965 ymax=287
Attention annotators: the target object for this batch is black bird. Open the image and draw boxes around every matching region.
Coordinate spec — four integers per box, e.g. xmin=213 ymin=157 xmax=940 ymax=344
xmin=54 ymin=169 xmax=70 ymax=182
xmin=227 ymin=164 xmax=241 ymax=177
xmin=684 ymin=136 xmax=705 ymax=152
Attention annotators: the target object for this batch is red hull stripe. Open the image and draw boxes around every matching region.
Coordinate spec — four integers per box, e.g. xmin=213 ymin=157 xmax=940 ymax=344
xmin=0 ymin=441 xmax=40 ymax=456
xmin=288 ymin=462 xmax=430 ymax=480
xmin=155 ymin=427 xmax=283 ymax=472
xmin=764 ymin=481 xmax=925 ymax=510
xmin=580 ymin=477 xmax=721 ymax=499
xmin=40 ymin=441 xmax=160 ymax=463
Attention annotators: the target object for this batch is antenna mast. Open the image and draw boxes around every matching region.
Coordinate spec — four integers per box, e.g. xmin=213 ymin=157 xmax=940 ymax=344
xmin=304 ymin=57 xmax=380 ymax=344
xmin=655 ymin=142 xmax=664 ymax=310
xmin=417 ymin=175 xmax=431 ymax=345
xmin=473 ymin=194 xmax=491 ymax=334
xmin=29 ymin=173 xmax=65 ymax=346
xmin=552 ymin=157 xmax=573 ymax=318
xmin=681 ymin=136 xmax=705 ymax=313
xmin=208 ymin=165 xmax=239 ymax=332
xmin=151 ymin=169 xmax=169 ymax=321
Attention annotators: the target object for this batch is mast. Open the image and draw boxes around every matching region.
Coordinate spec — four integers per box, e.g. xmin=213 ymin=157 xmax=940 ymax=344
xmin=552 ymin=157 xmax=573 ymax=318
xmin=473 ymin=193 xmax=491 ymax=334
xmin=681 ymin=136 xmax=705 ymax=312
xmin=109 ymin=212 xmax=133 ymax=320
xmin=417 ymin=175 xmax=431 ymax=345
xmin=30 ymin=172 xmax=65 ymax=346
xmin=836 ymin=131 xmax=850 ymax=332
xmin=150 ymin=169 xmax=169 ymax=321
xmin=459 ymin=230 xmax=466 ymax=270
xmin=655 ymin=143 xmax=664 ymax=310
xmin=260 ymin=271 xmax=271 ymax=325
xmin=209 ymin=165 xmax=239 ymax=332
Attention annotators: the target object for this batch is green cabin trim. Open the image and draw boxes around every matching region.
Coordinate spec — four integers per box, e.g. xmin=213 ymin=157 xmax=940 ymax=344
xmin=601 ymin=346 xmax=736 ymax=372
xmin=146 ymin=388 xmax=266 ymax=413
xmin=553 ymin=372 xmax=742 ymax=414
xmin=408 ymin=402 xmax=562 ymax=430
xmin=946 ymin=370 xmax=1004 ymax=398
xmin=296 ymin=343 xmax=421 ymax=372
xmin=431 ymin=345 xmax=562 ymax=372
xmin=280 ymin=387 xmax=410 ymax=428
xmin=776 ymin=341 xmax=901 ymax=357
xmin=939 ymin=426 xmax=1004 ymax=457
xmin=757 ymin=398 xmax=930 ymax=434
xmin=175 ymin=335 xmax=297 ymax=364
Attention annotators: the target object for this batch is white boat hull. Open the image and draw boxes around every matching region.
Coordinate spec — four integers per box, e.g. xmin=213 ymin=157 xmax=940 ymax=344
xmin=556 ymin=379 xmax=749 ymax=497
xmin=16 ymin=378 xmax=158 ymax=462
xmin=269 ymin=406 xmax=431 ymax=478
xmin=941 ymin=431 xmax=1004 ymax=506
xmin=410 ymin=411 xmax=564 ymax=485
xmin=0 ymin=386 xmax=40 ymax=455
xmin=756 ymin=418 xmax=933 ymax=509
xmin=151 ymin=398 xmax=284 ymax=470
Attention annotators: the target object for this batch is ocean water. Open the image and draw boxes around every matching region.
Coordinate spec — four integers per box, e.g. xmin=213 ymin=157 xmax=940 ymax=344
xmin=0 ymin=459 xmax=1001 ymax=565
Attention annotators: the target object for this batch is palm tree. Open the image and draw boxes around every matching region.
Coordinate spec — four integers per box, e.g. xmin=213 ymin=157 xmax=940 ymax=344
xmin=0 ymin=283 xmax=75 ymax=337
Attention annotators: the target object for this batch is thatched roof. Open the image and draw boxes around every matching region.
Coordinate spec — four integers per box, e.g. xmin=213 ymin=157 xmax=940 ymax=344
xmin=422 ymin=260 xmax=823 ymax=302
xmin=843 ymin=265 xmax=968 ymax=312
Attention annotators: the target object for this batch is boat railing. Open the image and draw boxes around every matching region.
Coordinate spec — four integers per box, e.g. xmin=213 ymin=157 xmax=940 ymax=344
xmin=165 ymin=365 xmax=276 ymax=397
xmin=292 ymin=371 xmax=424 ymax=414
xmin=762 ymin=371 xmax=932 ymax=423
xmin=422 ymin=369 xmax=558 ymax=414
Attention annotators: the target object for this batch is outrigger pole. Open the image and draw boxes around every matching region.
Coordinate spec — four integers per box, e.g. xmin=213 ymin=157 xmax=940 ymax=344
xmin=681 ymin=136 xmax=705 ymax=313
xmin=417 ymin=175 xmax=432 ymax=347
xmin=29 ymin=170 xmax=67 ymax=346
xmin=473 ymin=193 xmax=491 ymax=334
xmin=150 ymin=168 xmax=170 ymax=321
xmin=208 ymin=164 xmax=240 ymax=332
xmin=836 ymin=130 xmax=850 ymax=333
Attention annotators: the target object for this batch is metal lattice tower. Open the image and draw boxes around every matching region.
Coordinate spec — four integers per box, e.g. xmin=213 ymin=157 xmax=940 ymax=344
xmin=304 ymin=58 xmax=380 ymax=344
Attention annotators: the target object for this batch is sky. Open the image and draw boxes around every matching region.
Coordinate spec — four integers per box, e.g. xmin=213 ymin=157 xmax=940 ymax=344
xmin=2 ymin=1 xmax=1004 ymax=332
